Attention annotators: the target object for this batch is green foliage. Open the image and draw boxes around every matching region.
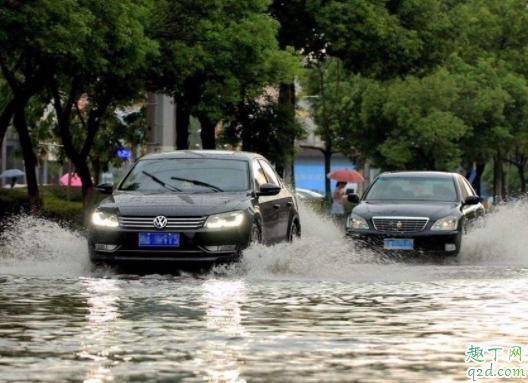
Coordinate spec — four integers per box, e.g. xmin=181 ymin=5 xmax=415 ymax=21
xmin=219 ymin=94 xmax=306 ymax=165
xmin=316 ymin=0 xmax=460 ymax=78
xmin=150 ymin=0 xmax=300 ymax=125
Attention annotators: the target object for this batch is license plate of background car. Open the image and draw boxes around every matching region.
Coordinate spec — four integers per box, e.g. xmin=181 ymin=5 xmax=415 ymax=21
xmin=384 ymin=239 xmax=414 ymax=250
xmin=138 ymin=233 xmax=180 ymax=247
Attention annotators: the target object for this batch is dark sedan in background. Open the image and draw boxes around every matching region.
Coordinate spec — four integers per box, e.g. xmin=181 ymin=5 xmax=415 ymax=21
xmin=88 ymin=151 xmax=300 ymax=265
xmin=346 ymin=171 xmax=485 ymax=256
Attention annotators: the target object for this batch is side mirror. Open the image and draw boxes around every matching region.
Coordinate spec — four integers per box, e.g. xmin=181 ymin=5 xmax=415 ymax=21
xmin=465 ymin=196 xmax=480 ymax=205
xmin=96 ymin=183 xmax=114 ymax=194
xmin=258 ymin=183 xmax=281 ymax=196
xmin=348 ymin=193 xmax=360 ymax=204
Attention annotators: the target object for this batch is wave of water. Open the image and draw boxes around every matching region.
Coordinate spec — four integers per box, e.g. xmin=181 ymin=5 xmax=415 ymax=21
xmin=461 ymin=200 xmax=528 ymax=265
xmin=1 ymin=201 xmax=528 ymax=280
xmin=0 ymin=215 xmax=91 ymax=276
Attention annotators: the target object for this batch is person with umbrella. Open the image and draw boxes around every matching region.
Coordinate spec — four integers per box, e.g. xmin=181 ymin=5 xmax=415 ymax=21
xmin=0 ymin=169 xmax=25 ymax=189
xmin=327 ymin=168 xmax=365 ymax=221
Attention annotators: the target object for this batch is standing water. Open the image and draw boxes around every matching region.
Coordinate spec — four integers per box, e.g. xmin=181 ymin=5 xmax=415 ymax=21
xmin=1 ymin=203 xmax=528 ymax=382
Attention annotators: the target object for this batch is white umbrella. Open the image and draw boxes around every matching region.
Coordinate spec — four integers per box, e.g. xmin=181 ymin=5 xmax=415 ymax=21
xmin=0 ymin=169 xmax=25 ymax=178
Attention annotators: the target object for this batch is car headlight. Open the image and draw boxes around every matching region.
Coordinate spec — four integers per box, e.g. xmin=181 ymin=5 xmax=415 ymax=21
xmin=347 ymin=214 xmax=369 ymax=230
xmin=92 ymin=211 xmax=119 ymax=228
xmin=431 ymin=216 xmax=458 ymax=231
xmin=205 ymin=211 xmax=245 ymax=229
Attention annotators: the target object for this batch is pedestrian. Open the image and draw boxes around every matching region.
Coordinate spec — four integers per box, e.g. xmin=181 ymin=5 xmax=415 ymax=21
xmin=331 ymin=181 xmax=347 ymax=221
xmin=10 ymin=177 xmax=17 ymax=189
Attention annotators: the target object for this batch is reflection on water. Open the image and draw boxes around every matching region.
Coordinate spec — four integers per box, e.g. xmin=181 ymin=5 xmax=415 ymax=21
xmin=196 ymin=279 xmax=248 ymax=383
xmin=1 ymin=274 xmax=528 ymax=382
xmin=81 ymin=278 xmax=121 ymax=383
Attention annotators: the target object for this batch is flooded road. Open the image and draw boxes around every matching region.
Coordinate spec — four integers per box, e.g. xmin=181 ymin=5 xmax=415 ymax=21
xmin=1 ymin=204 xmax=528 ymax=382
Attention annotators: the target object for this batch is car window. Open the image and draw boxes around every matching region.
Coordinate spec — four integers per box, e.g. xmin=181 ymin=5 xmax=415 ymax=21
xmin=365 ymin=176 xmax=458 ymax=202
xmin=462 ymin=177 xmax=476 ymax=197
xmin=253 ymin=160 xmax=268 ymax=191
xmin=259 ymin=160 xmax=281 ymax=187
xmin=458 ymin=177 xmax=470 ymax=200
xmin=119 ymin=159 xmax=250 ymax=193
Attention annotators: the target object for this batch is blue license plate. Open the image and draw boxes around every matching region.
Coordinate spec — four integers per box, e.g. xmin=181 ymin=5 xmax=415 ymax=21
xmin=384 ymin=239 xmax=414 ymax=250
xmin=139 ymin=233 xmax=180 ymax=247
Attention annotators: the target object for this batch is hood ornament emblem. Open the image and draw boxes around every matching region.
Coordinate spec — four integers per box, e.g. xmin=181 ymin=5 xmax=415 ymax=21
xmin=153 ymin=216 xmax=168 ymax=229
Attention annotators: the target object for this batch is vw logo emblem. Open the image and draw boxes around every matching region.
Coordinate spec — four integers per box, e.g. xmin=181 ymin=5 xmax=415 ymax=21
xmin=153 ymin=216 xmax=168 ymax=229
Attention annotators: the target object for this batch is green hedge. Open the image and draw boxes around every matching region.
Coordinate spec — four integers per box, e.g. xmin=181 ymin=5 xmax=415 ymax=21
xmin=0 ymin=188 xmax=84 ymax=230
xmin=42 ymin=185 xmax=84 ymax=203
xmin=41 ymin=193 xmax=84 ymax=229
xmin=0 ymin=188 xmax=31 ymax=217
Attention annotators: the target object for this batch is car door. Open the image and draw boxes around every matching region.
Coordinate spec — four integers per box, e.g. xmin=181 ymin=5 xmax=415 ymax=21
xmin=459 ymin=177 xmax=483 ymax=227
xmin=253 ymin=160 xmax=279 ymax=244
xmin=259 ymin=159 xmax=291 ymax=240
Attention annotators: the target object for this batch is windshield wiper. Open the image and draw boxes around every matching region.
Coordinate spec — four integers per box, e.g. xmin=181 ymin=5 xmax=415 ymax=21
xmin=170 ymin=176 xmax=224 ymax=192
xmin=142 ymin=171 xmax=182 ymax=192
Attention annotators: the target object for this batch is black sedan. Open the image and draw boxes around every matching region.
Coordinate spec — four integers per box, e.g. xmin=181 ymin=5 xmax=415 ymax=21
xmin=88 ymin=151 xmax=301 ymax=264
xmin=346 ymin=171 xmax=485 ymax=256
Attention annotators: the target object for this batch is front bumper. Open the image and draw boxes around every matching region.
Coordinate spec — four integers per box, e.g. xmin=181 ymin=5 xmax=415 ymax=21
xmin=88 ymin=224 xmax=251 ymax=263
xmin=346 ymin=229 xmax=461 ymax=254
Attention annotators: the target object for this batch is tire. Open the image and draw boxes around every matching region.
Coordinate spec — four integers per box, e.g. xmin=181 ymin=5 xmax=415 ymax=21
xmin=288 ymin=220 xmax=301 ymax=242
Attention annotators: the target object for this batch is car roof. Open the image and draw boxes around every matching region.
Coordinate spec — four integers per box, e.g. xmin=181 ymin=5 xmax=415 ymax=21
xmin=378 ymin=171 xmax=456 ymax=179
xmin=141 ymin=150 xmax=263 ymax=161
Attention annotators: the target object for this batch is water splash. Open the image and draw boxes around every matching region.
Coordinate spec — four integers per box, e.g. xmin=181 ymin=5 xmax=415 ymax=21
xmin=461 ymin=200 xmax=528 ymax=265
xmin=1 ymin=201 xmax=528 ymax=280
xmin=211 ymin=203 xmax=394 ymax=281
xmin=0 ymin=215 xmax=91 ymax=276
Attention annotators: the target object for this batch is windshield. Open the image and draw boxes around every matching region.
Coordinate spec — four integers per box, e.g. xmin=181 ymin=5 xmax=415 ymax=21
xmin=365 ymin=176 xmax=458 ymax=202
xmin=119 ymin=159 xmax=250 ymax=193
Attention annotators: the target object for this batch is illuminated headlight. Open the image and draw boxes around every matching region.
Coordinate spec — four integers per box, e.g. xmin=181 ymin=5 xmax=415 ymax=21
xmin=92 ymin=211 xmax=119 ymax=228
xmin=205 ymin=211 xmax=245 ymax=229
xmin=347 ymin=214 xmax=369 ymax=230
xmin=431 ymin=216 xmax=458 ymax=231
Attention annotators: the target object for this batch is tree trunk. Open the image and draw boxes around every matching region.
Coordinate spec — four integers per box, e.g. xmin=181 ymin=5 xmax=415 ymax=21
xmin=472 ymin=162 xmax=486 ymax=197
xmin=176 ymin=104 xmax=191 ymax=150
xmin=324 ymin=149 xmax=332 ymax=203
xmin=279 ymin=82 xmax=296 ymax=186
xmin=493 ymin=153 xmax=503 ymax=202
xmin=13 ymin=103 xmax=40 ymax=213
xmin=199 ymin=115 xmax=217 ymax=149
xmin=518 ymin=164 xmax=527 ymax=194
xmin=240 ymin=101 xmax=252 ymax=152
xmin=0 ymin=99 xmax=15 ymax=149
xmin=74 ymin=158 xmax=95 ymax=226
xmin=92 ymin=157 xmax=101 ymax=186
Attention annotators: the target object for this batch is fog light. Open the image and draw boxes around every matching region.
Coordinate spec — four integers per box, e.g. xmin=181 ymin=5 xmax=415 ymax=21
xmin=95 ymin=244 xmax=118 ymax=252
xmin=445 ymin=244 xmax=457 ymax=252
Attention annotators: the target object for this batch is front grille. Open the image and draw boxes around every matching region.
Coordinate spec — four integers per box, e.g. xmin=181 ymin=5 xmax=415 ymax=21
xmin=118 ymin=216 xmax=206 ymax=230
xmin=372 ymin=217 xmax=429 ymax=233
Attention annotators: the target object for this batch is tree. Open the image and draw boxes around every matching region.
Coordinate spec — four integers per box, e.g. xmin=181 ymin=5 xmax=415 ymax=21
xmin=269 ymin=0 xmax=327 ymax=182
xmin=500 ymin=73 xmax=528 ymax=193
xmin=0 ymin=0 xmax=89 ymax=211
xmin=149 ymin=0 xmax=298 ymax=152
xmin=455 ymin=0 xmax=528 ymax=197
xmin=317 ymin=0 xmax=461 ymax=79
xmin=301 ymin=57 xmax=356 ymax=198
xmin=48 ymin=0 xmax=156 ymax=223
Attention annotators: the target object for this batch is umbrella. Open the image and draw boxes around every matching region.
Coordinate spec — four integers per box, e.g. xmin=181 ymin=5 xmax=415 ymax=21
xmin=0 ymin=169 xmax=25 ymax=179
xmin=59 ymin=173 xmax=82 ymax=187
xmin=327 ymin=168 xmax=364 ymax=183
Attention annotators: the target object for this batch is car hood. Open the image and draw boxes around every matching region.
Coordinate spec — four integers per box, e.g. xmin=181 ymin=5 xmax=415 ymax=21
xmin=97 ymin=191 xmax=252 ymax=217
xmin=352 ymin=201 xmax=461 ymax=220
